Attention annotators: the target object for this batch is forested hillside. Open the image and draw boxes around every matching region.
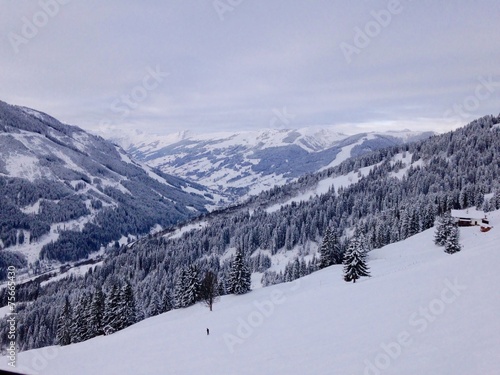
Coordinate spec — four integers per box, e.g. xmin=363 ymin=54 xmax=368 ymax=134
xmin=1 ymin=114 xmax=499 ymax=352
xmin=0 ymin=101 xmax=213 ymax=277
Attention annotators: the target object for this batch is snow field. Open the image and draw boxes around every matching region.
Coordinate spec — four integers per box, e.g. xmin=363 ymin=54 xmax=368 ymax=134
xmin=3 ymin=211 xmax=500 ymax=375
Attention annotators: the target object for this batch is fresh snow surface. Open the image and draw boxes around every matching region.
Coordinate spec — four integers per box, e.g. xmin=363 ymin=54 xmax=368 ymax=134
xmin=2 ymin=153 xmax=42 ymax=181
xmin=18 ymin=107 xmax=46 ymax=121
xmin=40 ymin=263 xmax=102 ymax=287
xmin=266 ymin=163 xmax=379 ymax=213
xmin=318 ymin=134 xmax=373 ymax=172
xmin=451 ymin=208 xmax=486 ymax=219
xmin=0 ymin=305 xmax=11 ymax=319
xmin=5 ymin=210 xmax=500 ymax=375
xmin=20 ymin=200 xmax=42 ymax=214
xmin=388 ymin=152 xmax=425 ymax=180
xmin=5 ymin=212 xmax=99 ymax=265
xmin=166 ymin=221 xmax=208 ymax=240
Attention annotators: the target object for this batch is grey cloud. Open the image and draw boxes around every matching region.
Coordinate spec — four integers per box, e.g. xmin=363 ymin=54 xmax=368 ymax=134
xmin=0 ymin=0 xmax=498 ymax=135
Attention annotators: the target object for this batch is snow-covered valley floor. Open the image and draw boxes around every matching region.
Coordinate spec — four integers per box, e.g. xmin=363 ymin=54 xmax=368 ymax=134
xmin=3 ymin=211 xmax=500 ymax=375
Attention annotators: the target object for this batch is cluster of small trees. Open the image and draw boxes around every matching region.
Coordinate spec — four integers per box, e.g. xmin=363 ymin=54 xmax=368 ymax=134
xmin=483 ymin=189 xmax=500 ymax=212
xmin=56 ymin=282 xmax=138 ymax=346
xmin=227 ymin=251 xmax=251 ymax=295
xmin=171 ymin=251 xmax=250 ymax=311
xmin=261 ymin=258 xmax=320 ymax=287
xmin=318 ymin=226 xmax=371 ymax=283
xmin=319 ymin=227 xmax=343 ymax=269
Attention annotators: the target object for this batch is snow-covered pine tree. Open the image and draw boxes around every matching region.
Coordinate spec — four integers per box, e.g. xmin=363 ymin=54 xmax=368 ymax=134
xmin=70 ymin=292 xmax=91 ymax=343
xmin=444 ymin=225 xmax=462 ymax=254
xmin=495 ymin=189 xmax=500 ymax=209
xmin=343 ymin=233 xmax=370 ymax=283
xmin=182 ymin=265 xmax=201 ymax=307
xmin=173 ymin=268 xmax=188 ymax=308
xmin=319 ymin=227 xmax=337 ymax=269
xmin=228 ymin=250 xmax=251 ymax=295
xmin=162 ymin=289 xmax=173 ymax=313
xmin=148 ymin=292 xmax=163 ymax=317
xmin=434 ymin=212 xmax=454 ymax=246
xmin=218 ymin=276 xmax=227 ymax=296
xmin=115 ymin=282 xmax=137 ymax=330
xmin=89 ymin=286 xmax=105 ymax=338
xmin=103 ymin=284 xmax=120 ymax=335
xmin=56 ymin=297 xmax=72 ymax=346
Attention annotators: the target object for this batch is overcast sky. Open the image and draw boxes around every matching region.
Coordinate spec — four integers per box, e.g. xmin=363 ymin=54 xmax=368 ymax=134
xmin=1 ymin=0 xmax=499 ymax=136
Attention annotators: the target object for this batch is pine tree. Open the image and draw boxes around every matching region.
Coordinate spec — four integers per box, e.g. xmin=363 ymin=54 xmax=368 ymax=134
xmin=162 ymin=289 xmax=173 ymax=313
xmin=434 ymin=212 xmax=454 ymax=246
xmin=89 ymin=286 xmax=105 ymax=338
xmin=115 ymin=282 xmax=137 ymax=330
xmin=71 ymin=292 xmax=91 ymax=343
xmin=444 ymin=225 xmax=462 ymax=254
xmin=173 ymin=268 xmax=188 ymax=308
xmin=103 ymin=285 xmax=120 ymax=335
xmin=182 ymin=265 xmax=201 ymax=307
xmin=228 ymin=250 xmax=251 ymax=295
xmin=343 ymin=234 xmax=370 ymax=283
xmin=495 ymin=189 xmax=500 ymax=210
xmin=148 ymin=292 xmax=162 ymax=317
xmin=319 ymin=227 xmax=336 ymax=269
xmin=56 ymin=297 xmax=72 ymax=346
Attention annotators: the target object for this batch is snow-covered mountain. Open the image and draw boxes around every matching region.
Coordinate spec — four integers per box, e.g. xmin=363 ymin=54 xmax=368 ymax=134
xmin=2 ymin=114 xmax=499 ymax=370
xmin=116 ymin=128 xmax=434 ymax=200
xmin=6 ymin=211 xmax=500 ymax=375
xmin=0 ymin=101 xmax=216 ymax=270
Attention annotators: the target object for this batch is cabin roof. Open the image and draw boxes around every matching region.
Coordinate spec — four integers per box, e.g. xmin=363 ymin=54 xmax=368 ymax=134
xmin=451 ymin=208 xmax=486 ymax=220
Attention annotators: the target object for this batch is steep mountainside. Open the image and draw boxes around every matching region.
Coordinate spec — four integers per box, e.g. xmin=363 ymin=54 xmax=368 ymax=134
xmin=118 ymin=128 xmax=434 ymax=199
xmin=0 ymin=101 xmax=215 ymax=274
xmin=2 ymin=114 xmax=498 ymax=354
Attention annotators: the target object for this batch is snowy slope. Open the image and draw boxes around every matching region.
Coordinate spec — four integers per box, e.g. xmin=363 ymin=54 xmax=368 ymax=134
xmin=0 ymin=100 xmax=214 ymax=267
xmin=6 ymin=211 xmax=500 ymax=375
xmin=265 ymin=162 xmax=382 ymax=213
xmin=116 ymin=128 xmax=433 ymax=200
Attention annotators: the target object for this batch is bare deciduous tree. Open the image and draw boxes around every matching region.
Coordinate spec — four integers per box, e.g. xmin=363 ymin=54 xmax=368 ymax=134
xmin=200 ymin=271 xmax=219 ymax=311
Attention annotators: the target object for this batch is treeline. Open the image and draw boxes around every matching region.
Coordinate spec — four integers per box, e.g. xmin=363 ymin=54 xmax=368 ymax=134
xmin=0 ymin=250 xmax=253 ymax=350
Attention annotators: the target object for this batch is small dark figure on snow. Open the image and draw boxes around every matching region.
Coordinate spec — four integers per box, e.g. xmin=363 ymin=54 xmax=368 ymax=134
xmin=207 ymin=328 xmax=209 ymax=335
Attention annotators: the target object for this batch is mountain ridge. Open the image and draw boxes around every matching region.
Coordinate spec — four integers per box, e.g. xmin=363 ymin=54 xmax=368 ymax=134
xmin=115 ymin=127 xmax=434 ymax=199
xmin=0 ymin=100 xmax=216 ymax=273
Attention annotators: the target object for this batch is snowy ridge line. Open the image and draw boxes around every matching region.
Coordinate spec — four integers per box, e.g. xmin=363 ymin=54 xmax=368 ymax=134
xmin=118 ymin=127 xmax=434 ymax=201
